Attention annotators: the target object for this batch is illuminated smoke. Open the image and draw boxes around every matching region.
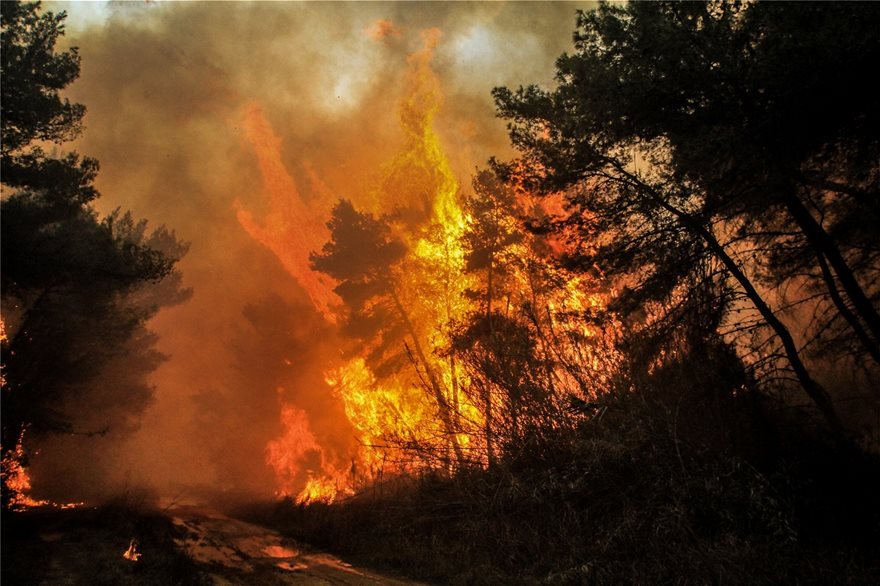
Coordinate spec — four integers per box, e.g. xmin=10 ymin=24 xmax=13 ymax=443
xmin=27 ymin=1 xmax=584 ymax=502
xmin=366 ymin=18 xmax=402 ymax=44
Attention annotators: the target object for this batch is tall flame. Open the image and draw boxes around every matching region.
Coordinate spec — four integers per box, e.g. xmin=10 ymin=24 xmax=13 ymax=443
xmin=239 ymin=27 xmax=610 ymax=501
xmin=335 ymin=27 xmax=481 ymax=471
xmin=235 ymin=28 xmax=481 ymax=498
xmin=235 ymin=103 xmax=340 ymax=320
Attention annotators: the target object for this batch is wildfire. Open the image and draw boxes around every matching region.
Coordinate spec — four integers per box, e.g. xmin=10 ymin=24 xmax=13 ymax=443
xmin=296 ymin=475 xmax=340 ymax=504
xmin=326 ymin=358 xmax=433 ymax=472
xmin=123 ymin=538 xmax=142 ymax=562
xmin=265 ymin=405 xmax=322 ymax=498
xmin=246 ymin=27 xmax=481 ymax=499
xmin=1 ymin=429 xmax=83 ymax=510
xmin=1 ymin=432 xmax=49 ymax=509
xmin=328 ymin=27 xmax=485 ymax=472
xmin=235 ymin=103 xmax=340 ymax=321
xmin=247 ymin=26 xmax=611 ymax=502
xmin=265 ymin=404 xmax=355 ymax=503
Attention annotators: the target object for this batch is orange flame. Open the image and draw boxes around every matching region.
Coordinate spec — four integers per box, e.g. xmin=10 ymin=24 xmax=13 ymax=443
xmin=1 ymin=431 xmax=49 ymax=509
xmin=1 ymin=429 xmax=84 ymax=510
xmin=247 ymin=28 xmax=486 ymax=498
xmin=123 ymin=539 xmax=142 ymax=562
xmin=235 ymin=103 xmax=340 ymax=321
xmin=245 ymin=27 xmax=612 ymax=501
xmin=265 ymin=405 xmax=322 ymax=498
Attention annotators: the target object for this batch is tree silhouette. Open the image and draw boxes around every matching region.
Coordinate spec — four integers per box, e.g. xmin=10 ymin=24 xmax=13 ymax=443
xmin=493 ymin=1 xmax=880 ymax=434
xmin=1 ymin=2 xmax=189 ymax=490
xmin=311 ymin=199 xmax=464 ymax=466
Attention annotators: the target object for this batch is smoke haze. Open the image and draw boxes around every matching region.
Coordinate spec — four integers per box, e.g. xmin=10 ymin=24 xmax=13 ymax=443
xmin=32 ymin=1 xmax=591 ymax=501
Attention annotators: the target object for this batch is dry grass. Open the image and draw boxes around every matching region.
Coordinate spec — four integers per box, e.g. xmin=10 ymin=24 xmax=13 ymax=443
xmin=245 ymin=389 xmax=880 ymax=585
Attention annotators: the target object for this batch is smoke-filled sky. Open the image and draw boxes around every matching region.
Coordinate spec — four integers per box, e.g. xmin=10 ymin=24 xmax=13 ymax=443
xmin=38 ymin=0 xmax=593 ymax=499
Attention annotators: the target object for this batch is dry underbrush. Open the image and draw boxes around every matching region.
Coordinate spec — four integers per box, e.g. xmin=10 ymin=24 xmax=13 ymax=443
xmin=249 ymin=388 xmax=880 ymax=585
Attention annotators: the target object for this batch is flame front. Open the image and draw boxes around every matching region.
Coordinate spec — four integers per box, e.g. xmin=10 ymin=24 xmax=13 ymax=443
xmin=240 ymin=27 xmax=612 ymax=501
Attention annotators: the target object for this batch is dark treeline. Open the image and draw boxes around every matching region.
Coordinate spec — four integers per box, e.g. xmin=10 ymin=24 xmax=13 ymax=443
xmin=492 ymin=0 xmax=880 ymax=436
xmin=1 ymin=1 xmax=189 ymax=505
xmin=256 ymin=2 xmax=880 ymax=583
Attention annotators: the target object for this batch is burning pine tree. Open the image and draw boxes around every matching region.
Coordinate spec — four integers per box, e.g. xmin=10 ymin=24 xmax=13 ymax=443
xmin=236 ymin=27 xmax=613 ymax=502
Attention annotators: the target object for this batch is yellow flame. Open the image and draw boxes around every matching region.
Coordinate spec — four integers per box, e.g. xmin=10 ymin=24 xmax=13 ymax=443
xmin=123 ymin=539 xmax=142 ymax=562
xmin=331 ymin=28 xmax=483 ymax=471
xmin=327 ymin=358 xmax=434 ymax=472
xmin=296 ymin=475 xmax=341 ymax=504
xmin=249 ymin=27 xmax=613 ymax=500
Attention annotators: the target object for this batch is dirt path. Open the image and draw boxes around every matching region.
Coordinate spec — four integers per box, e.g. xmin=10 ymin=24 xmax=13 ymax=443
xmin=169 ymin=504 xmax=417 ymax=585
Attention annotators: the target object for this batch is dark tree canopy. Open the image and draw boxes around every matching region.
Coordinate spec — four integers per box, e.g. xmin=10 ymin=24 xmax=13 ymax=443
xmin=1 ymin=1 xmax=84 ymax=158
xmin=1 ymin=2 xmax=190 ymax=465
xmin=493 ymin=0 xmax=880 ymax=434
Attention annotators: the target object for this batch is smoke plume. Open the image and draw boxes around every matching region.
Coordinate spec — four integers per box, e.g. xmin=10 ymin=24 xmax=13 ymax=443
xmin=31 ymin=0 xmax=589 ymax=501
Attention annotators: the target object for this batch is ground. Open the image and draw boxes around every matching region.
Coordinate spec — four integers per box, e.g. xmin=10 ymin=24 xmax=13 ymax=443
xmin=1 ymin=498 xmax=419 ymax=586
xmin=170 ymin=502 xmax=417 ymax=585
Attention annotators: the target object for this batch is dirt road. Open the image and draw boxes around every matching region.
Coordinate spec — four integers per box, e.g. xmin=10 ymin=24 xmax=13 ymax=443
xmin=169 ymin=504 xmax=417 ymax=586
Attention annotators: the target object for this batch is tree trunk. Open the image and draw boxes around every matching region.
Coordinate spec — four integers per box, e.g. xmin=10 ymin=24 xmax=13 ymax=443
xmin=814 ymin=251 xmax=880 ymax=367
xmin=388 ymin=287 xmax=464 ymax=467
xmin=624 ymin=175 xmax=849 ymax=436
xmin=784 ymin=191 xmax=880 ymax=345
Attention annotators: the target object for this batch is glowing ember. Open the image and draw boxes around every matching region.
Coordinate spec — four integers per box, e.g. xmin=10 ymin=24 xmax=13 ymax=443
xmin=264 ymin=544 xmax=298 ymax=558
xmin=123 ymin=538 xmax=142 ymax=562
xmin=1 ymin=431 xmax=49 ymax=509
